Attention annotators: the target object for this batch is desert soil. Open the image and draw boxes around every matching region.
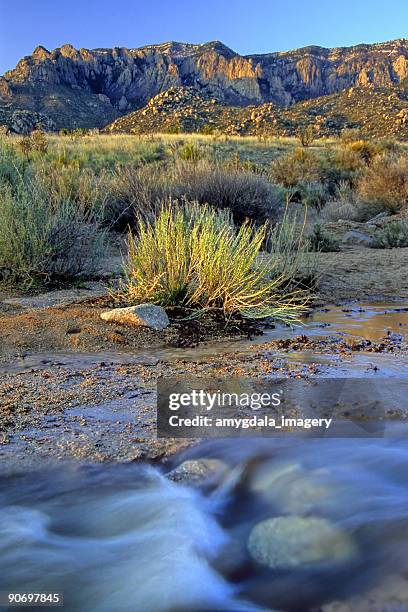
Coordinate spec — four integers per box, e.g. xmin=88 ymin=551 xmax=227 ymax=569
xmin=0 ymin=246 xmax=408 ymax=471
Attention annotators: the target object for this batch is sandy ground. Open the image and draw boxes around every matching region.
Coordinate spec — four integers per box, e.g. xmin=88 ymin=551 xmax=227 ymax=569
xmin=0 ymin=246 xmax=407 ymax=471
xmin=316 ymin=246 xmax=408 ymax=302
xmin=1 ymin=246 xmax=408 ymax=359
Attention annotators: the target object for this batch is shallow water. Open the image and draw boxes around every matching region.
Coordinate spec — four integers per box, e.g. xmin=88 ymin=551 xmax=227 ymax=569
xmin=1 ymin=301 xmax=408 ymax=375
xmin=1 ymin=428 xmax=408 ymax=611
xmin=1 ymin=303 xmax=408 ymax=609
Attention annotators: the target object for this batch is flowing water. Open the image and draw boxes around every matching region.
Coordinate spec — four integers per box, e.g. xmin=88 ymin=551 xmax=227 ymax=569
xmin=1 ymin=302 xmax=408 ymax=610
xmin=1 ymin=430 xmax=408 ymax=611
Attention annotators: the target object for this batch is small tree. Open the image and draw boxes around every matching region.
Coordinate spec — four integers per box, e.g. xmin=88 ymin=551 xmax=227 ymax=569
xmin=31 ymin=129 xmax=48 ymax=153
xmin=18 ymin=135 xmax=32 ymax=157
xmin=297 ymin=125 xmax=314 ymax=147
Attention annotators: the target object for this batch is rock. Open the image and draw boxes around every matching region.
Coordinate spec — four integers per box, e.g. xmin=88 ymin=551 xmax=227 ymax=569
xmin=247 ymin=516 xmax=357 ymax=569
xmin=118 ymin=95 xmax=129 ymax=111
xmin=2 ymin=40 xmax=408 ymax=133
xmin=167 ymin=459 xmax=228 ymax=485
xmin=366 ymin=211 xmax=390 ymax=225
xmin=249 ymin=462 xmax=332 ymax=514
xmin=100 ymin=304 xmax=170 ymax=331
xmin=342 ymin=230 xmax=374 ymax=246
xmin=10 ymin=110 xmax=56 ymax=134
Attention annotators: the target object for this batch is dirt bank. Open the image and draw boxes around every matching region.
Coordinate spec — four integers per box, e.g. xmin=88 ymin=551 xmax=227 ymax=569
xmin=1 ymin=246 xmax=408 ymax=470
xmin=316 ymin=246 xmax=408 ymax=302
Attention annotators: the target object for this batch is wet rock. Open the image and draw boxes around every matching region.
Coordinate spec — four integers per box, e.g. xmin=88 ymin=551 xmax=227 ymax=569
xmin=249 ymin=461 xmax=333 ymax=514
xmin=100 ymin=304 xmax=170 ymax=331
xmin=167 ymin=459 xmax=228 ymax=485
xmin=248 ymin=516 xmax=357 ymax=569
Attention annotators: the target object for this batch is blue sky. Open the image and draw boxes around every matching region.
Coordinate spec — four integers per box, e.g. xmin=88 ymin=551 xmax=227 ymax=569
xmin=0 ymin=0 xmax=407 ymax=75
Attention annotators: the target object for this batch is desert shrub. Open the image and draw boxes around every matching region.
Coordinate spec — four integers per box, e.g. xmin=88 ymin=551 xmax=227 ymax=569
xmin=171 ymin=161 xmax=284 ymax=224
xmin=297 ymin=125 xmax=315 ymax=147
xmin=200 ymin=124 xmax=214 ymax=135
xmin=270 ymin=148 xmax=322 ymax=188
xmin=30 ymin=130 xmax=48 ymax=154
xmin=106 ymin=163 xmax=169 ymax=229
xmin=345 ymin=140 xmax=378 ymax=164
xmin=35 ymin=164 xmax=110 ymax=217
xmin=320 ymin=198 xmax=360 ymax=222
xmin=297 ymin=181 xmax=329 ymax=209
xmin=340 ymin=128 xmax=362 ymax=144
xmin=357 ymin=154 xmax=408 ymax=213
xmin=0 ymin=140 xmax=28 ymax=188
xmin=325 ymin=148 xmax=365 ymax=186
xmin=320 ymin=181 xmax=368 ymax=222
xmin=177 ymin=142 xmax=206 ymax=163
xmin=0 ymin=177 xmax=105 ymax=287
xmin=371 ymin=220 xmax=408 ymax=249
xmin=0 ymin=125 xmax=10 ymax=138
xmin=18 ymin=135 xmax=33 ymax=157
xmin=376 ymin=138 xmax=400 ymax=155
xmin=308 ymin=224 xmax=340 ymax=252
xmin=17 ymin=130 xmax=48 ymax=156
xmin=122 ymin=200 xmax=306 ymax=321
xmin=266 ymin=204 xmax=319 ymax=289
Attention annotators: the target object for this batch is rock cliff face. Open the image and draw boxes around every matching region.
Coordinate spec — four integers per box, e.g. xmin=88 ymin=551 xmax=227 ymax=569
xmin=0 ymin=38 xmax=407 ymax=131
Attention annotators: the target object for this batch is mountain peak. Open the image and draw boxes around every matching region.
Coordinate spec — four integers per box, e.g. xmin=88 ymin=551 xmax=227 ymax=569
xmin=1 ymin=38 xmax=407 ymax=133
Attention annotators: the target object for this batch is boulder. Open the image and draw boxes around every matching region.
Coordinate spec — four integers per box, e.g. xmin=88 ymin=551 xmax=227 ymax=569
xmin=249 ymin=462 xmax=332 ymax=514
xmin=167 ymin=459 xmax=228 ymax=486
xmin=342 ymin=230 xmax=373 ymax=246
xmin=248 ymin=516 xmax=357 ymax=569
xmin=100 ymin=304 xmax=169 ymax=331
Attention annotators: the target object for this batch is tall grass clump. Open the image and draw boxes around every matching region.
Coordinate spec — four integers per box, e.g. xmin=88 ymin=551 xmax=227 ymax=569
xmin=0 ymin=176 xmax=105 ymax=288
xmin=266 ymin=203 xmax=319 ymax=288
xmin=122 ymin=200 xmax=307 ymax=322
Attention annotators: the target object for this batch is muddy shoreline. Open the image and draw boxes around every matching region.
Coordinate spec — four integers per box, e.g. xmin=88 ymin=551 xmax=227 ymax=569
xmin=1 ymin=247 xmax=408 ymax=471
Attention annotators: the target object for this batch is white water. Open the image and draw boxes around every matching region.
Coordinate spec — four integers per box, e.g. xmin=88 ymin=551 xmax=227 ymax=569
xmin=1 ymin=428 xmax=408 ymax=611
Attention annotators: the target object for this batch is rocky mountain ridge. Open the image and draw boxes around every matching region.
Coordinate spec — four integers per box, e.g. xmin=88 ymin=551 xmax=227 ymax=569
xmin=0 ymin=38 xmax=407 ymax=132
xmin=106 ymin=84 xmax=408 ymax=139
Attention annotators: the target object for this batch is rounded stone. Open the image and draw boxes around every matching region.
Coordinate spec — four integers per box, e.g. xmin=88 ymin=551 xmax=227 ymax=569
xmin=248 ymin=516 xmax=357 ymax=569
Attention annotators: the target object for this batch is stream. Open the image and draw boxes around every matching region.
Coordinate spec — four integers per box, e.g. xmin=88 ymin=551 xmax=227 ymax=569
xmin=1 ymin=430 xmax=408 ymax=611
xmin=1 ymin=302 xmax=408 ymax=611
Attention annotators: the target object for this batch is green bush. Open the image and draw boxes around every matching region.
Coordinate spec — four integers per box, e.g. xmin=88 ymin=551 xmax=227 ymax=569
xmin=297 ymin=125 xmax=315 ymax=147
xmin=106 ymin=164 xmax=169 ymax=229
xmin=122 ymin=200 xmax=307 ymax=321
xmin=177 ymin=142 xmax=206 ymax=163
xmin=371 ymin=220 xmax=408 ymax=249
xmin=0 ymin=140 xmax=28 ymax=188
xmin=308 ymin=224 xmax=340 ymax=252
xmin=345 ymin=140 xmax=379 ymax=164
xmin=298 ymin=181 xmax=329 ymax=209
xmin=0 ymin=177 xmax=105 ymax=288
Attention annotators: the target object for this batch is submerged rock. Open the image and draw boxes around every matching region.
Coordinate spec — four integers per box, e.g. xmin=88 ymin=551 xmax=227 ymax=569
xmin=249 ymin=461 xmax=333 ymax=514
xmin=167 ymin=459 xmax=228 ymax=486
xmin=248 ymin=516 xmax=357 ymax=569
xmin=100 ymin=304 xmax=169 ymax=331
